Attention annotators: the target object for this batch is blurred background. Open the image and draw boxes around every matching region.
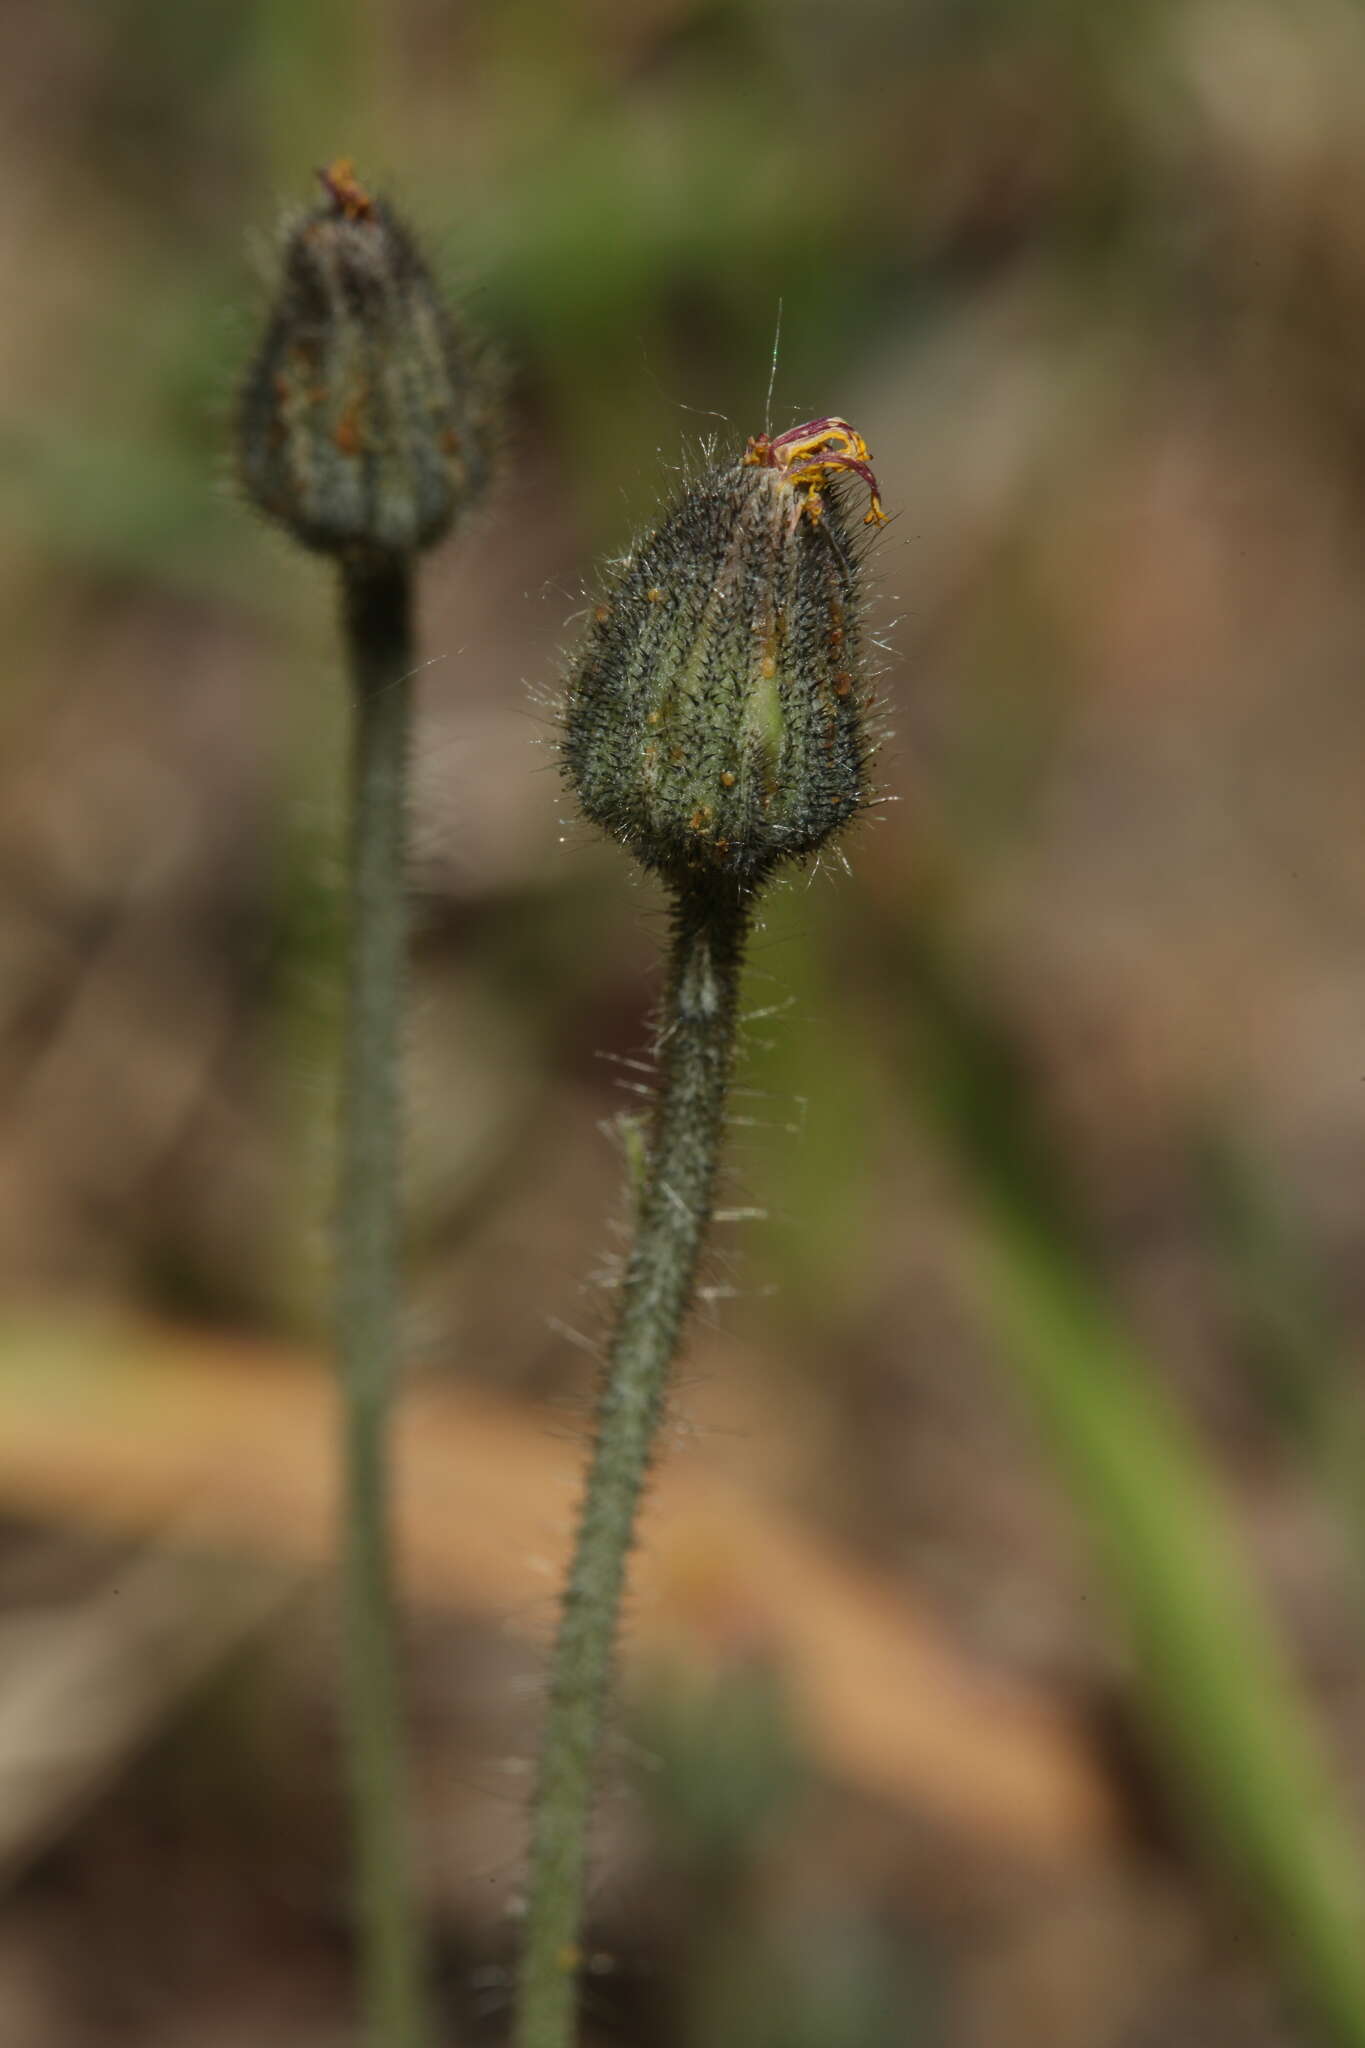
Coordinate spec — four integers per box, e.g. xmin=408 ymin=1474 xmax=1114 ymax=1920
xmin=4 ymin=0 xmax=1365 ymax=2042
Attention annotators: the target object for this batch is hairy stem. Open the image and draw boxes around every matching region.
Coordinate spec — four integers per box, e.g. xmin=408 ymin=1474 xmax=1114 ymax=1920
xmin=337 ymin=552 xmax=430 ymax=2048
xmin=515 ymin=875 xmax=753 ymax=2048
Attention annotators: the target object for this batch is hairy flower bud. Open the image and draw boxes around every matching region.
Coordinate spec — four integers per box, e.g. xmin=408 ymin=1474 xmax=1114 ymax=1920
xmin=237 ymin=160 xmax=496 ymax=558
xmin=562 ymin=420 xmax=885 ymax=887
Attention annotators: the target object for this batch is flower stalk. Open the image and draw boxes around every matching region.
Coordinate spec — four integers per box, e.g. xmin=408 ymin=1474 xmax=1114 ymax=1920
xmin=336 ymin=552 xmax=427 ymax=2048
xmin=516 ymin=875 xmax=750 ymax=2047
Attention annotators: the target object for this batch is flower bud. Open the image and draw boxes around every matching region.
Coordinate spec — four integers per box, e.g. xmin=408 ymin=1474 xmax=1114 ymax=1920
xmin=237 ymin=160 xmax=496 ymax=558
xmin=562 ymin=420 xmax=885 ymax=887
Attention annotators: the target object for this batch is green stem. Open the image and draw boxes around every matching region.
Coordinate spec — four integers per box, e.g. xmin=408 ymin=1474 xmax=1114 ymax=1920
xmin=337 ymin=552 xmax=431 ymax=2048
xmin=516 ymin=875 xmax=753 ymax=2048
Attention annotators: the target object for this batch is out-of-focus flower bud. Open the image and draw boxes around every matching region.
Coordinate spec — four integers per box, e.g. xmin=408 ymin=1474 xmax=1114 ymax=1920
xmin=237 ymin=160 xmax=496 ymax=558
xmin=563 ymin=419 xmax=885 ymax=887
